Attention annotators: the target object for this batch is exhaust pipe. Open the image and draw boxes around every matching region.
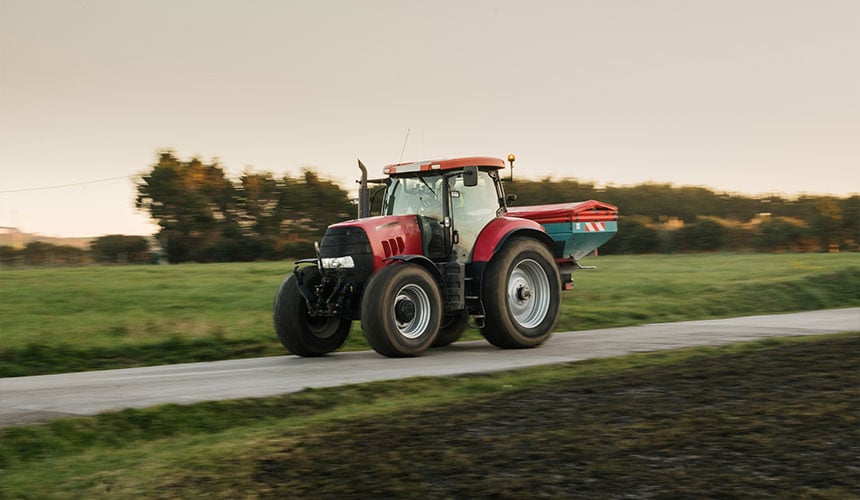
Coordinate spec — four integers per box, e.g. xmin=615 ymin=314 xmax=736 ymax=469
xmin=357 ymin=159 xmax=369 ymax=219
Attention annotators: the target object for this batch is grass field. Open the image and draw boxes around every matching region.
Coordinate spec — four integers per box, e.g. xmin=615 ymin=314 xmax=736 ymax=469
xmin=1 ymin=333 xmax=858 ymax=497
xmin=1 ymin=252 xmax=859 ymax=376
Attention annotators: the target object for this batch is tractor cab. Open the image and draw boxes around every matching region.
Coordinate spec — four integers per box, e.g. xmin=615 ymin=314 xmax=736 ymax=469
xmin=374 ymin=157 xmax=509 ymax=263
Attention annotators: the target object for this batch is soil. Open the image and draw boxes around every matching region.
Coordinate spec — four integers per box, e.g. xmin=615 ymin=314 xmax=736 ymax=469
xmin=252 ymin=335 xmax=860 ymax=498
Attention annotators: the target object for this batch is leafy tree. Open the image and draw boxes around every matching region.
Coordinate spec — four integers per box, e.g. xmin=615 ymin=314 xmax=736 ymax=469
xmin=235 ymin=171 xmax=282 ymax=237
xmin=20 ymin=242 xmax=87 ymax=265
xmin=278 ymin=170 xmax=354 ymax=241
xmin=91 ymin=235 xmax=150 ymax=263
xmin=753 ymin=217 xmax=806 ymax=252
xmin=670 ymin=218 xmax=727 ymax=252
xmin=136 ymin=151 xmax=236 ymax=263
xmin=0 ymin=245 xmax=21 ymax=266
xmin=505 ymin=177 xmax=596 ymax=207
xmin=136 ymin=151 xmax=354 ymax=262
xmin=803 ymin=196 xmax=842 ymax=251
xmin=599 ymin=217 xmax=660 ymax=255
xmin=838 ymin=196 xmax=860 ymax=250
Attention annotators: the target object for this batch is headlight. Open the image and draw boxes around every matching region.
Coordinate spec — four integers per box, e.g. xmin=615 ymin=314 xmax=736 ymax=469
xmin=321 ymin=256 xmax=355 ymax=269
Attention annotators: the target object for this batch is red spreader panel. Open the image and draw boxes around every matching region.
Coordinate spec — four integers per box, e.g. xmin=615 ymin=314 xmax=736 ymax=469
xmin=506 ymin=200 xmax=618 ymax=224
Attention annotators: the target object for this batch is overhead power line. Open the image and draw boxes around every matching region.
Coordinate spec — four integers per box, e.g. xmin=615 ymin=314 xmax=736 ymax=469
xmin=0 ymin=175 xmax=133 ymax=194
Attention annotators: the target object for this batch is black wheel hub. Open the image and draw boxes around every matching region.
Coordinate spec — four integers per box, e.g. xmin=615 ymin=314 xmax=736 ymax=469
xmin=395 ymin=299 xmax=416 ymax=323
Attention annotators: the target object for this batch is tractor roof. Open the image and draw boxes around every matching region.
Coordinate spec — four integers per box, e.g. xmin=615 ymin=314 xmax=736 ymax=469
xmin=383 ymin=156 xmax=505 ymax=176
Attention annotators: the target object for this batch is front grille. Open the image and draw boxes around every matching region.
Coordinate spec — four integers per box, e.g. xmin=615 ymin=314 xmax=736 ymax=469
xmin=320 ymin=226 xmax=372 ymax=255
xmin=319 ymin=226 xmax=374 ymax=283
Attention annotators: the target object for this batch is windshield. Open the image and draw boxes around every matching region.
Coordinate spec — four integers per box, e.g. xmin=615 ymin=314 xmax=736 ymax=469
xmin=382 ymin=174 xmax=444 ymax=220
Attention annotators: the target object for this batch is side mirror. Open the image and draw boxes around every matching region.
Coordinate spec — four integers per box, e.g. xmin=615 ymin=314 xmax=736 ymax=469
xmin=506 ymin=193 xmax=518 ymax=205
xmin=463 ymin=166 xmax=478 ymax=187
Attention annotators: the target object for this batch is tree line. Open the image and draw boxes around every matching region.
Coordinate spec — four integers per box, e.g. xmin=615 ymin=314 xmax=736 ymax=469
xmin=1 ymin=235 xmax=151 ymax=266
xmin=3 ymin=152 xmax=856 ymax=266
xmin=133 ymin=153 xmax=855 ymax=259
xmin=505 ymin=178 xmax=858 ymax=254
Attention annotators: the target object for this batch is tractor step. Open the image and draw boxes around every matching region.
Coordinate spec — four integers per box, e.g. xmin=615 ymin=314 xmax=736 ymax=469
xmin=443 ymin=261 xmax=465 ymax=310
xmin=468 ymin=314 xmax=485 ymax=329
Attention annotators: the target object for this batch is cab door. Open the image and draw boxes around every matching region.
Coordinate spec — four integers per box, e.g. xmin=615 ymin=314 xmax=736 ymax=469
xmin=447 ymin=170 xmax=504 ymax=264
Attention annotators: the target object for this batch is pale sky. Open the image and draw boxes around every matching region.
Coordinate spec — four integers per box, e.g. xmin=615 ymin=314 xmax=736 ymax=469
xmin=1 ymin=0 xmax=858 ymax=237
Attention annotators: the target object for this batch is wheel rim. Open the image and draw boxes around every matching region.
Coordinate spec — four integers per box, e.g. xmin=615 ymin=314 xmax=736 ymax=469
xmin=506 ymin=258 xmax=551 ymax=329
xmin=393 ymin=283 xmax=432 ymax=339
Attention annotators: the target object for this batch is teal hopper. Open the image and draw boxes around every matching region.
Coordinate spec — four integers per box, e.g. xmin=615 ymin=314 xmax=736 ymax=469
xmin=507 ymin=200 xmax=619 ymax=261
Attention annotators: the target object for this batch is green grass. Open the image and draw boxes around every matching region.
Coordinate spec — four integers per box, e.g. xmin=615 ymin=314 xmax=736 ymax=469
xmin=1 ymin=253 xmax=859 ymax=376
xmin=568 ymin=252 xmax=860 ymax=326
xmin=1 ymin=333 xmax=858 ymax=498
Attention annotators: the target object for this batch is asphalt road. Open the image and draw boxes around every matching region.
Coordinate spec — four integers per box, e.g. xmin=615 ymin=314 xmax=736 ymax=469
xmin=1 ymin=308 xmax=857 ymax=427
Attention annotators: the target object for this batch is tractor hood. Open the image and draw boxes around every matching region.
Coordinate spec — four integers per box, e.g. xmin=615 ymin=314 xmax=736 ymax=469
xmin=325 ymin=215 xmax=426 ymax=271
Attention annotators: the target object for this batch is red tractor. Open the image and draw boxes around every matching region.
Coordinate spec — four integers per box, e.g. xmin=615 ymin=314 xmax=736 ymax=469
xmin=274 ymin=155 xmax=617 ymax=357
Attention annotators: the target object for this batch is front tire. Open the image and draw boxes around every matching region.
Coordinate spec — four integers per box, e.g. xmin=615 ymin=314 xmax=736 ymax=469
xmin=480 ymin=238 xmax=561 ymax=348
xmin=361 ymin=263 xmax=442 ymax=357
xmin=274 ymin=267 xmax=351 ymax=356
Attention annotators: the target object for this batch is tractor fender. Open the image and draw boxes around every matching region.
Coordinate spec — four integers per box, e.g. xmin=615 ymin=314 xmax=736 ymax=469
xmin=382 ymin=254 xmax=445 ymax=285
xmin=471 ymin=217 xmax=554 ymax=264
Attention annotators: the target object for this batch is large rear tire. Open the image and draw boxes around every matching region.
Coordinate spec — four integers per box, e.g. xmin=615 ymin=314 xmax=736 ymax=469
xmin=480 ymin=237 xmax=560 ymax=348
xmin=361 ymin=263 xmax=442 ymax=357
xmin=274 ymin=267 xmax=351 ymax=356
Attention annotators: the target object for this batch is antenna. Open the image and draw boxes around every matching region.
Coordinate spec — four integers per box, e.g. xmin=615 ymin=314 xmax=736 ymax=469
xmin=398 ymin=128 xmax=411 ymax=163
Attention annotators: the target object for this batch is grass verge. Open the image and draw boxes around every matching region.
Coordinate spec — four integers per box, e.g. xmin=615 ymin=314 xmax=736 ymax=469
xmin=1 ymin=332 xmax=858 ymax=497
